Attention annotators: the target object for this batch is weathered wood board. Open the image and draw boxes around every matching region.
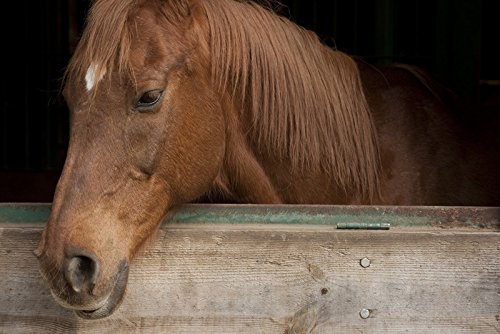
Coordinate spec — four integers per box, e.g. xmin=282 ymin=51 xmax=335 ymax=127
xmin=0 ymin=204 xmax=499 ymax=333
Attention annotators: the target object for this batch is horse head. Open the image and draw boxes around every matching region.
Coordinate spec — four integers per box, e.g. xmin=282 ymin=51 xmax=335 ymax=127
xmin=35 ymin=0 xmax=226 ymax=319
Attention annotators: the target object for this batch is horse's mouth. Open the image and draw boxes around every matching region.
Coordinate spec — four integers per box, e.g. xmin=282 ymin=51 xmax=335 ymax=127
xmin=74 ymin=261 xmax=129 ymax=320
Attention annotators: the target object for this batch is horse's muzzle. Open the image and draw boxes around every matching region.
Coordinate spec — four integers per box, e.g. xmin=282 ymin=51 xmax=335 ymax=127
xmin=74 ymin=260 xmax=129 ymax=319
xmin=37 ymin=246 xmax=130 ymax=320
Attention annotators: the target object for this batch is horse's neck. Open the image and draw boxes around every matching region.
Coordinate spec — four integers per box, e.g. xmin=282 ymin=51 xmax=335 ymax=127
xmin=209 ymin=89 xmax=368 ymax=205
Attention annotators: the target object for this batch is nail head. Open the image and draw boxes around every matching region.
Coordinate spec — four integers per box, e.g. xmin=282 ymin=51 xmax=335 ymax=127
xmin=360 ymin=257 xmax=371 ymax=268
xmin=360 ymin=309 xmax=370 ymax=319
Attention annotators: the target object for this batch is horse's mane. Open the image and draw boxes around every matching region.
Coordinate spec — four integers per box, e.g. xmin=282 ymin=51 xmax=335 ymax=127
xmin=65 ymin=0 xmax=380 ymax=201
xmin=203 ymin=0 xmax=380 ymax=201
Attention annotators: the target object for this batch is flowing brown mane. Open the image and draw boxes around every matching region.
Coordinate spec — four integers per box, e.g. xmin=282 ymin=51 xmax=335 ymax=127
xmin=203 ymin=0 xmax=380 ymax=201
xmin=65 ymin=0 xmax=380 ymax=201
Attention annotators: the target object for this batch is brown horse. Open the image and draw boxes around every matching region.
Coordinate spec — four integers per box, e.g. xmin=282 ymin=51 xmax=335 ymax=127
xmin=35 ymin=0 xmax=499 ymax=319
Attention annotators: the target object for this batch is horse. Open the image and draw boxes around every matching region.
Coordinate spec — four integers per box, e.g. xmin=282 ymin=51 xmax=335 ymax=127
xmin=35 ymin=0 xmax=500 ymax=319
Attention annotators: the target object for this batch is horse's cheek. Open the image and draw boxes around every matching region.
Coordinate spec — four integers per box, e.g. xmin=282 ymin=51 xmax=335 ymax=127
xmin=159 ymin=88 xmax=225 ymax=201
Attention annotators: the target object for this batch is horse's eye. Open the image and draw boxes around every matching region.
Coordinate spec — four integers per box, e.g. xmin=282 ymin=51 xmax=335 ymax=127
xmin=134 ymin=89 xmax=164 ymax=111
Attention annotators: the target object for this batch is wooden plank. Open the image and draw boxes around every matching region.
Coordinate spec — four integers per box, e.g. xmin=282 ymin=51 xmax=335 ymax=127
xmin=0 ymin=204 xmax=498 ymax=333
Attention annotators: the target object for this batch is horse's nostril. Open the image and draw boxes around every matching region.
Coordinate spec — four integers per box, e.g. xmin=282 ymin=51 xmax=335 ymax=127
xmin=64 ymin=252 xmax=100 ymax=294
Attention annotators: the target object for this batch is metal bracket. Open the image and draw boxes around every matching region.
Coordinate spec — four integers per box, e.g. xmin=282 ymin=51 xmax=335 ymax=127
xmin=337 ymin=222 xmax=390 ymax=230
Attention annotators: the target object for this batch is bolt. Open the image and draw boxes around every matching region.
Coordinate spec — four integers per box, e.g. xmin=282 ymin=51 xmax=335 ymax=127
xmin=360 ymin=257 xmax=371 ymax=268
xmin=359 ymin=309 xmax=370 ymax=319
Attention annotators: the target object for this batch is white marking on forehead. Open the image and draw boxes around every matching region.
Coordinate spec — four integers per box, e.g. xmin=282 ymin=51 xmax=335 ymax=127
xmin=85 ymin=63 xmax=107 ymax=91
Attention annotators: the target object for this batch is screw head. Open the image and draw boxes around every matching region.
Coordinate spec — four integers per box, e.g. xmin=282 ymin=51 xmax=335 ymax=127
xmin=360 ymin=309 xmax=370 ymax=319
xmin=360 ymin=257 xmax=371 ymax=268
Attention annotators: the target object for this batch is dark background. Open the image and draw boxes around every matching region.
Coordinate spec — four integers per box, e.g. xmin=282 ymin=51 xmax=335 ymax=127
xmin=1 ymin=0 xmax=499 ymax=202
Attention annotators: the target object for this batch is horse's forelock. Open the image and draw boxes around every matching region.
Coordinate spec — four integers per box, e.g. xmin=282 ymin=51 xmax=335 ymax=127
xmin=64 ymin=0 xmax=192 ymax=97
xmin=63 ymin=0 xmax=137 ymax=96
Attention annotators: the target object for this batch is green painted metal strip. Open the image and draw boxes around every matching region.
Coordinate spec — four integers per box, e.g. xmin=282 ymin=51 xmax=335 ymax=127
xmin=0 ymin=204 xmax=498 ymax=230
xmin=0 ymin=204 xmax=51 ymax=224
xmin=166 ymin=205 xmax=499 ymax=230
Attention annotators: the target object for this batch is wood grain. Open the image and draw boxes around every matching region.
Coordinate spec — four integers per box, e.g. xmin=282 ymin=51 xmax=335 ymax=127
xmin=0 ymin=218 xmax=499 ymax=333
